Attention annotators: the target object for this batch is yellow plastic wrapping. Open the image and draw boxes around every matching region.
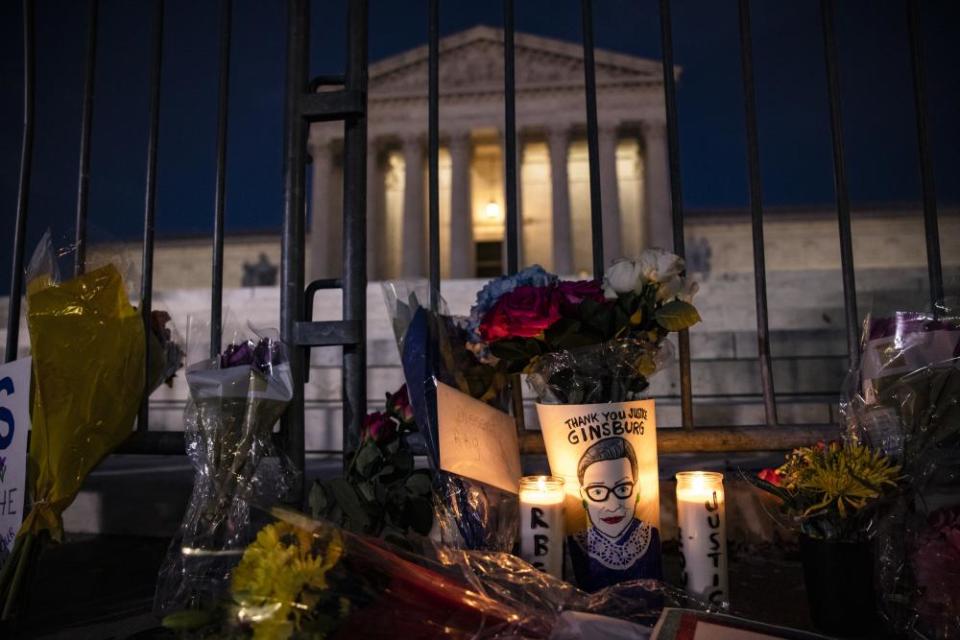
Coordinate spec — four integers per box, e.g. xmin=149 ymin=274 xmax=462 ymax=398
xmin=20 ymin=263 xmax=146 ymax=542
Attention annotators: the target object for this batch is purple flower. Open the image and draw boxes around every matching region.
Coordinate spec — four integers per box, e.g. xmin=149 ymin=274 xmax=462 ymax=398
xmin=219 ymin=338 xmax=285 ymax=373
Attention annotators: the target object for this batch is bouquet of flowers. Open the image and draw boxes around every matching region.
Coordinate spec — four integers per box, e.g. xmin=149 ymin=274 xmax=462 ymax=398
xmin=162 ymin=507 xmax=682 ymax=639
xmin=383 ymin=282 xmax=517 ymax=552
xmin=466 ymin=253 xmax=699 ymax=402
xmin=748 ymin=441 xmax=902 ymax=541
xmin=155 ymin=331 xmax=294 ymax=614
xmin=463 ymin=252 xmax=699 ymax=591
xmin=840 ymin=309 xmax=960 ymax=638
xmin=0 ymin=233 xmax=183 ymax=620
xmin=308 ymin=385 xmax=434 ymax=545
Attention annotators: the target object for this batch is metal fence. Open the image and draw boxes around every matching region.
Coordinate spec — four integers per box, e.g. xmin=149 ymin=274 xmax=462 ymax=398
xmin=3 ymin=0 xmax=946 ymax=500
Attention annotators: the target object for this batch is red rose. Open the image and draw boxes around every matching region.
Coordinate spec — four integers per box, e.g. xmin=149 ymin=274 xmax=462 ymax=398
xmin=478 ymin=285 xmax=563 ymax=342
xmin=758 ymin=468 xmax=782 ymax=487
xmin=387 ymin=384 xmax=415 ymax=424
xmin=557 ymin=280 xmax=605 ymax=313
xmin=362 ymin=411 xmax=397 ymax=443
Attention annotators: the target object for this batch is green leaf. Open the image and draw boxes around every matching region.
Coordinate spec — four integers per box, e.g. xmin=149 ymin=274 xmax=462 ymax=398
xmin=405 ymin=471 xmax=433 ymax=496
xmin=356 ymin=481 xmax=376 ymax=502
xmin=579 ymin=298 xmax=605 ymax=320
xmin=488 ymin=339 xmax=523 ymax=361
xmin=355 ymin=441 xmax=382 ymax=478
xmin=328 ymin=478 xmax=371 ymax=531
xmin=308 ymin=481 xmax=329 ymax=519
xmin=654 ymin=300 xmax=701 ymax=331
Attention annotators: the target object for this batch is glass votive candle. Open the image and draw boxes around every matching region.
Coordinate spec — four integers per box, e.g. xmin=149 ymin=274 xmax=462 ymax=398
xmin=675 ymin=471 xmax=728 ymax=606
xmin=519 ymin=475 xmax=565 ymax=578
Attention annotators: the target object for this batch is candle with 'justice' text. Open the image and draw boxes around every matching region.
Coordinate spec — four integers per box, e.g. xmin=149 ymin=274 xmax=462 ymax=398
xmin=676 ymin=471 xmax=728 ymax=606
xmin=519 ymin=476 xmax=564 ymax=578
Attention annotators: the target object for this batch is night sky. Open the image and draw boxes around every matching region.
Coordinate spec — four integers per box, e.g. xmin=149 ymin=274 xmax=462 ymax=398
xmin=1 ymin=0 xmax=958 ymax=296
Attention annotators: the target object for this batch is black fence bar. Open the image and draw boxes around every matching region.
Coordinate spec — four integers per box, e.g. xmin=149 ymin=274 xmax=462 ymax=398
xmin=73 ymin=0 xmax=98 ymax=277
xmin=4 ymin=0 xmax=35 ymax=364
xmin=210 ymin=0 xmax=232 ymax=358
xmin=820 ymin=0 xmax=859 ymax=370
xmin=280 ymin=0 xmax=309 ymax=491
xmin=906 ymin=0 xmax=944 ymax=311
xmin=736 ymin=0 xmax=778 ymax=426
xmin=580 ymin=0 xmax=603 ymax=280
xmin=502 ymin=0 xmax=527 ymax=430
xmin=302 ymin=277 xmax=341 ymax=384
xmin=137 ymin=0 xmax=165 ymax=433
xmin=428 ymin=0 xmax=440 ymax=308
xmin=340 ymin=0 xmax=369 ymax=461
xmin=658 ymin=0 xmax=694 ymax=431
xmin=502 ymin=0 xmax=519 ymax=275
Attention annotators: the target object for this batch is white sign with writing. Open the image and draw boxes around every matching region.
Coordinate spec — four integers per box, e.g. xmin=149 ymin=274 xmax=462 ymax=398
xmin=437 ymin=381 xmax=522 ymax=494
xmin=0 ymin=357 xmax=31 ymax=556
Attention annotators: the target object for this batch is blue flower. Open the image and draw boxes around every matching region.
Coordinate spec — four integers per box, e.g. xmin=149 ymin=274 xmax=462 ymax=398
xmin=466 ymin=265 xmax=558 ymax=342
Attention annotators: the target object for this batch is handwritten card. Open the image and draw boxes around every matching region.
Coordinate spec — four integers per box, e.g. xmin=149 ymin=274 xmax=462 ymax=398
xmin=0 ymin=357 xmax=31 ymax=556
xmin=437 ymin=382 xmax=521 ymax=494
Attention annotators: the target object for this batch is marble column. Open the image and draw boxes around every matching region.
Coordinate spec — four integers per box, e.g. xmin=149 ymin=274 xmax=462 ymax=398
xmin=547 ymin=126 xmax=573 ymax=275
xmin=366 ymin=140 xmax=384 ymax=280
xmin=448 ymin=130 xmax=474 ymax=278
xmin=309 ymin=137 xmax=335 ymax=280
xmin=401 ymin=134 xmax=425 ymax=277
xmin=598 ymin=124 xmax=623 ymax=265
xmin=642 ymin=120 xmax=673 ymax=251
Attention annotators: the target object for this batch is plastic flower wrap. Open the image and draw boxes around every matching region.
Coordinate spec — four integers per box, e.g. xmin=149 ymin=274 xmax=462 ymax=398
xmin=382 ymin=282 xmax=517 ymax=553
xmin=155 ymin=332 xmax=294 ymax=614
xmin=0 ymin=233 xmax=183 ymax=620
xmin=840 ymin=309 xmax=960 ymax=638
xmin=163 ymin=507 xmax=686 ymax=639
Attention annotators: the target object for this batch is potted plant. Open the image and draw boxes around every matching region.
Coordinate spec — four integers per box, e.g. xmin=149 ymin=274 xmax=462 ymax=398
xmin=749 ymin=441 xmax=902 ymax=636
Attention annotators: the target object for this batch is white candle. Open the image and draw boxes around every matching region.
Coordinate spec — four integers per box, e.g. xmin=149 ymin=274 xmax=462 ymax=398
xmin=676 ymin=471 xmax=728 ymax=606
xmin=519 ymin=475 xmax=565 ymax=578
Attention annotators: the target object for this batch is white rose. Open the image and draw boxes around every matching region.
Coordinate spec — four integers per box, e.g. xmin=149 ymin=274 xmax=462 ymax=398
xmin=679 ymin=279 xmax=699 ymax=303
xmin=637 ymin=249 xmax=684 ymax=284
xmin=656 ymin=275 xmax=699 ymax=302
xmin=603 ymin=259 xmax=645 ymax=299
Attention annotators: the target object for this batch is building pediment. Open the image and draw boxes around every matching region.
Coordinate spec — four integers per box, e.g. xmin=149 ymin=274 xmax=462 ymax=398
xmin=370 ymin=25 xmax=670 ymax=100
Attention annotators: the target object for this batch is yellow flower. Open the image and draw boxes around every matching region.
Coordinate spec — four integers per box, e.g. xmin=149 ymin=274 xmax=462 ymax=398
xmin=777 ymin=441 xmax=900 ymax=519
xmin=232 ymin=522 xmax=344 ymax=638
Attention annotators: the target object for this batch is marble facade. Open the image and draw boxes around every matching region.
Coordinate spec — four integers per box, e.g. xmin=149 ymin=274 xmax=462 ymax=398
xmin=307 ymin=25 xmax=674 ymax=280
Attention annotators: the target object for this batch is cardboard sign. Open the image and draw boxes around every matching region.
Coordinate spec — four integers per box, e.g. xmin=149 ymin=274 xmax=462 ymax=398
xmin=437 ymin=382 xmax=522 ymax=494
xmin=0 ymin=357 xmax=31 ymax=555
xmin=537 ymin=399 xmax=661 ymax=589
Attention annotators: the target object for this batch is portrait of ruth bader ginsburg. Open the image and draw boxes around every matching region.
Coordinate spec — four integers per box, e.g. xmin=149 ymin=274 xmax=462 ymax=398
xmin=569 ymin=436 xmax=662 ymax=591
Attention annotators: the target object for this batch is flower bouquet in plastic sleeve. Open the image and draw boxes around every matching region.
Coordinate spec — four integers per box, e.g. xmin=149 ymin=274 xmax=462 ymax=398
xmin=155 ymin=330 xmax=294 ymax=614
xmin=382 ymin=281 xmax=517 ymax=552
xmin=0 ymin=232 xmax=183 ymax=620
xmin=161 ymin=506 xmax=686 ymax=639
xmin=841 ymin=309 xmax=960 ymax=638
xmin=465 ymin=252 xmax=700 ymax=591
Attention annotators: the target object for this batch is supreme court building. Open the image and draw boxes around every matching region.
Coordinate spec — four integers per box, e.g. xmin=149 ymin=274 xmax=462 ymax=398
xmin=308 ymin=25 xmax=674 ymax=280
